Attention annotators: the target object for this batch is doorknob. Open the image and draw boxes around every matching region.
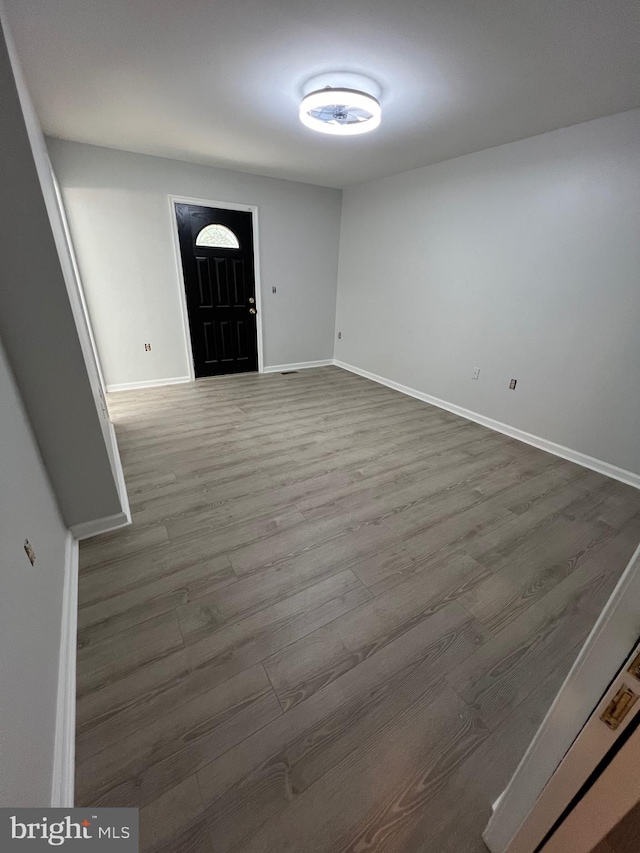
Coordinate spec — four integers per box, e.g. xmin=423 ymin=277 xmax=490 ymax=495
xmin=249 ymin=308 xmax=256 ymax=315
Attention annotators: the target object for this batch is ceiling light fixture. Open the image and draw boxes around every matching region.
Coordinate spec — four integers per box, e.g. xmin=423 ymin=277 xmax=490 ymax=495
xmin=299 ymin=82 xmax=381 ymax=136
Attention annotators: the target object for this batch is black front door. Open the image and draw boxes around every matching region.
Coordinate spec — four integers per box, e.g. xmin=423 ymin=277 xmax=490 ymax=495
xmin=175 ymin=203 xmax=258 ymax=377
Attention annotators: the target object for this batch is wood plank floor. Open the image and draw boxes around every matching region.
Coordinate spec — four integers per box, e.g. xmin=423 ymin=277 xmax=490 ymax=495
xmin=76 ymin=366 xmax=640 ymax=853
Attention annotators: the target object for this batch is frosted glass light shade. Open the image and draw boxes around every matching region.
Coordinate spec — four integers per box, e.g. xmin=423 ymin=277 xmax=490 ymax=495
xmin=299 ymin=88 xmax=381 ymax=136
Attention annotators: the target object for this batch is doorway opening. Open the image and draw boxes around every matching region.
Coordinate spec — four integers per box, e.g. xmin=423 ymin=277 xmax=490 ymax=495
xmin=173 ymin=200 xmax=261 ymax=378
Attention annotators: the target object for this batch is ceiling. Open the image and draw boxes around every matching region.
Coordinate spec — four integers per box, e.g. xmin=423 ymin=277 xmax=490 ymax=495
xmin=4 ymin=0 xmax=639 ymax=188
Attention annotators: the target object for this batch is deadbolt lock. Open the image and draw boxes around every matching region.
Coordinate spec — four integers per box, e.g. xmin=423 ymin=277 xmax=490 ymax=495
xmin=600 ymin=685 xmax=638 ymax=730
xmin=249 ymin=297 xmax=255 ymax=303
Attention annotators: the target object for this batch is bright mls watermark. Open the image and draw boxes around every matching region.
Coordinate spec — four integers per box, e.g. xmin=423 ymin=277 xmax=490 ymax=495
xmin=1 ymin=809 xmax=138 ymax=850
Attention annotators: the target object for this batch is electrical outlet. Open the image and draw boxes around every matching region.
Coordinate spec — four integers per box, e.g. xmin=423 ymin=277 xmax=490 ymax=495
xmin=509 ymin=378 xmax=517 ymax=390
xmin=472 ymin=367 xmax=480 ymax=380
xmin=272 ymin=286 xmax=277 ymax=294
xmin=338 ymin=332 xmax=342 ymax=339
xmin=144 ymin=343 xmax=152 ymax=352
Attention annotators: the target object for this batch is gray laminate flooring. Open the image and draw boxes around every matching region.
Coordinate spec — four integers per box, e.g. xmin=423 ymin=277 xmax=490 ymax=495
xmin=76 ymin=366 xmax=640 ymax=853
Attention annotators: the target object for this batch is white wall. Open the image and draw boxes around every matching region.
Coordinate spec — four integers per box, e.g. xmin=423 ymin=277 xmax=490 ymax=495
xmin=0 ymin=12 xmax=127 ymax=529
xmin=335 ymin=110 xmax=640 ymax=477
xmin=0 ymin=7 xmax=131 ymax=807
xmin=48 ymin=140 xmax=343 ymax=387
xmin=0 ymin=337 xmax=69 ymax=806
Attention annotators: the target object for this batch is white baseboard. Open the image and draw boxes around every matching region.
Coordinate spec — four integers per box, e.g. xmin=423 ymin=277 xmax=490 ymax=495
xmin=105 ymin=375 xmax=191 ymax=392
xmin=108 ymin=419 xmax=131 ymax=524
xmin=51 ymin=532 xmax=78 ymax=807
xmin=69 ymin=406 xmax=132 ymax=541
xmin=70 ymin=510 xmax=131 ymax=540
xmin=334 ymin=360 xmax=640 ymax=490
xmin=263 ymin=359 xmax=334 ymax=373
xmin=492 ymin=791 xmax=506 ymax=813
xmin=106 ymin=364 xmax=335 ymax=386
xmin=102 ymin=357 xmax=639 ymax=489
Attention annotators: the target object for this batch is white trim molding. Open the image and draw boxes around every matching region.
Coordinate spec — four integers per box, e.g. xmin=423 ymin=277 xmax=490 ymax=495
xmin=105 ymin=375 xmax=191 ymax=393
xmin=70 ymin=511 xmax=131 ymax=541
xmin=70 ymin=415 xmax=132 ymax=539
xmin=334 ymin=360 xmax=640 ymax=490
xmin=108 ymin=420 xmax=131 ymax=524
xmin=51 ymin=532 xmax=78 ymax=807
xmin=105 ymin=362 xmax=336 ymax=389
xmin=263 ymin=359 xmax=334 ymax=373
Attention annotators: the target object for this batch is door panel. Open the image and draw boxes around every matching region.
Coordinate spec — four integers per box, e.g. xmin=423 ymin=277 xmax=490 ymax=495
xmin=176 ymin=203 xmax=258 ymax=377
xmin=540 ymin=722 xmax=640 ymax=853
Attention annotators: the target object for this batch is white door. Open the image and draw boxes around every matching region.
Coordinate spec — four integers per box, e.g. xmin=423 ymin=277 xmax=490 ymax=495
xmin=540 ymin=722 xmax=640 ymax=853
xmin=483 ymin=543 xmax=640 ymax=853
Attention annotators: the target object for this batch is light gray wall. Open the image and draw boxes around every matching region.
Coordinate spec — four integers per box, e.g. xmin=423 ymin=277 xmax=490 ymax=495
xmin=0 ymin=15 xmax=125 ymax=527
xmin=48 ymin=140 xmax=343 ymax=387
xmin=0 ymin=337 xmax=68 ymax=806
xmin=335 ymin=110 xmax=640 ymax=475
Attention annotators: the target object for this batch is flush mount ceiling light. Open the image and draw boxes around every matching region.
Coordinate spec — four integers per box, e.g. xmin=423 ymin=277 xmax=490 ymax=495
xmin=299 ymin=73 xmax=382 ymax=136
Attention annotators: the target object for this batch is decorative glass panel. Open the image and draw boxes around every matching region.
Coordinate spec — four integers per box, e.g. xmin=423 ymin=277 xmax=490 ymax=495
xmin=195 ymin=223 xmax=240 ymax=249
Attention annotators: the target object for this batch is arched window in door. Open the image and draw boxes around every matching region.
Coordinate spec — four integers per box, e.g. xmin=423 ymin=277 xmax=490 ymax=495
xmin=195 ymin=223 xmax=240 ymax=249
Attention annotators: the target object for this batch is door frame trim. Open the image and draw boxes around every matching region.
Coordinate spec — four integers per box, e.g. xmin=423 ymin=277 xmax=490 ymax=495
xmin=168 ymin=194 xmax=265 ymax=378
